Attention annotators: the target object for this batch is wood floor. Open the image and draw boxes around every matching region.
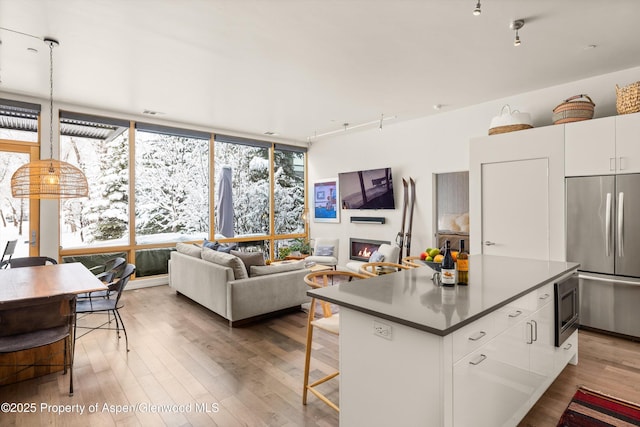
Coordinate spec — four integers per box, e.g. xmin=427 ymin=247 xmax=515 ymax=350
xmin=1 ymin=284 xmax=639 ymax=427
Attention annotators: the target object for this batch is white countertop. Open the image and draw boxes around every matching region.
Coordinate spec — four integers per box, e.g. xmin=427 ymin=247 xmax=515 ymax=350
xmin=307 ymin=255 xmax=579 ymax=336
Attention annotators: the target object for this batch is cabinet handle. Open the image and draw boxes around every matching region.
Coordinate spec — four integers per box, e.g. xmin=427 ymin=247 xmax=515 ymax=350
xmin=469 ymin=354 xmax=487 ymax=366
xmin=484 ymin=241 xmax=496 ymax=246
xmin=620 ymin=156 xmax=627 ymax=170
xmin=539 ymin=293 xmax=550 ymax=300
xmin=532 ymin=319 xmax=538 ymax=342
xmin=563 ymin=343 xmax=573 ymax=351
xmin=508 ymin=310 xmax=522 ymax=318
xmin=527 ymin=322 xmax=533 ymax=344
xmin=610 ymin=157 xmax=616 ymax=171
xmin=468 ymin=331 xmax=486 ymax=341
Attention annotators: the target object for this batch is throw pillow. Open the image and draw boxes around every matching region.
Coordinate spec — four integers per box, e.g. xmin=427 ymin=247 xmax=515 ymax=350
xmin=230 ymin=250 xmax=265 ymax=277
xmin=201 ymin=247 xmax=248 ymax=280
xmin=316 ymin=245 xmax=334 ymax=257
xmin=202 ymin=238 xmax=219 ymax=250
xmin=250 ymin=261 xmax=305 ymax=277
xmin=176 ymin=242 xmax=202 ymax=258
xmin=369 ymin=250 xmax=385 ymax=263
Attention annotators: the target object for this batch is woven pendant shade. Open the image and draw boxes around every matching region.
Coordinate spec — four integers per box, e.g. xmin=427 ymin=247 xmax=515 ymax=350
xmin=9 ymin=37 xmax=89 ymax=199
xmin=11 ymin=159 xmax=88 ymax=199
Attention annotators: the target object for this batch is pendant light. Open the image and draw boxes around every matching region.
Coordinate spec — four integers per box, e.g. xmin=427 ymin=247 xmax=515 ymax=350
xmin=11 ymin=37 xmax=88 ymax=199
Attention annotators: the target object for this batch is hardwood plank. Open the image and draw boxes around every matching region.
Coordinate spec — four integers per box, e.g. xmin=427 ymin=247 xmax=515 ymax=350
xmin=2 ymin=285 xmax=638 ymax=426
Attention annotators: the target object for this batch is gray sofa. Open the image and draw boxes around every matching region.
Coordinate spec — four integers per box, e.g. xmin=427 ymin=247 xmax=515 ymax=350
xmin=168 ymin=245 xmax=310 ymax=326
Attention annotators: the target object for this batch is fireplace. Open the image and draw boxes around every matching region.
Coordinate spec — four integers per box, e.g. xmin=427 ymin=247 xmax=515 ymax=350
xmin=349 ymin=238 xmax=390 ymax=262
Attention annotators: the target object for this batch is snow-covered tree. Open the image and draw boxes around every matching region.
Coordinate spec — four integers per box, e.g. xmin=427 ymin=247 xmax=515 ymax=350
xmin=135 ymin=132 xmax=209 ymax=236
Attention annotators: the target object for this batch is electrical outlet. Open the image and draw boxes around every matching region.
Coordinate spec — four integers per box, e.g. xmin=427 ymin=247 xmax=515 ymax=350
xmin=373 ymin=320 xmax=392 ymax=340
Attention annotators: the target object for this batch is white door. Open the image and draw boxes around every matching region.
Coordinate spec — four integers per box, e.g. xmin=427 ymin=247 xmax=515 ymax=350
xmin=481 ymin=158 xmax=549 ymax=259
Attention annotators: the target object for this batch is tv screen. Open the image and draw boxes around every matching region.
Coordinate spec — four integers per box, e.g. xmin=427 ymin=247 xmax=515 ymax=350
xmin=339 ymin=167 xmax=396 ymax=210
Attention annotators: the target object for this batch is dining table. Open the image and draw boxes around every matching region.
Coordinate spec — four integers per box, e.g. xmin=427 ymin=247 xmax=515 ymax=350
xmin=0 ymin=262 xmax=108 ymax=386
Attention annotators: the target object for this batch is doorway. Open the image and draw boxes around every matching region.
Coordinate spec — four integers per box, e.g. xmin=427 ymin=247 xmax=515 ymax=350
xmin=0 ymin=143 xmax=40 ymax=258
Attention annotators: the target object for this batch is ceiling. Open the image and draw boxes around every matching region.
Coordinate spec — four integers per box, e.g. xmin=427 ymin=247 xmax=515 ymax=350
xmin=1 ymin=0 xmax=640 ymax=144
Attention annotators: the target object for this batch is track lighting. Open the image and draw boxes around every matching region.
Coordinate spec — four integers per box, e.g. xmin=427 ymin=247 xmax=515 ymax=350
xmin=510 ymin=19 xmax=524 ymax=46
xmin=473 ymin=0 xmax=481 ymax=16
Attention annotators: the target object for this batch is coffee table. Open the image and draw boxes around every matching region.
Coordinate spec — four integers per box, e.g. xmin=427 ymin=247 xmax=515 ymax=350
xmin=270 ymin=260 xmax=332 ymax=272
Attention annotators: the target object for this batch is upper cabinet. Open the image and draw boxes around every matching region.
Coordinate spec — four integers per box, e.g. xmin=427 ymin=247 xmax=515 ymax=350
xmin=615 ymin=112 xmax=640 ymax=174
xmin=565 ymin=113 xmax=640 ymax=176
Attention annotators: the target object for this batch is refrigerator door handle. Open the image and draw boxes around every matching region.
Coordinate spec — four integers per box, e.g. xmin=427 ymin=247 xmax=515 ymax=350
xmin=605 ymin=192 xmax=612 ymax=257
xmin=579 ymin=273 xmax=640 ymax=287
xmin=618 ymin=192 xmax=624 ymax=257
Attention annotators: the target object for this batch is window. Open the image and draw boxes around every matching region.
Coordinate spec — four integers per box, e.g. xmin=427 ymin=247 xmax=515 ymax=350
xmin=59 ymin=112 xmax=130 ymax=249
xmin=214 ymin=135 xmax=270 ymax=238
xmin=274 ymin=145 xmax=306 ymax=235
xmin=135 ymin=123 xmax=210 ymax=244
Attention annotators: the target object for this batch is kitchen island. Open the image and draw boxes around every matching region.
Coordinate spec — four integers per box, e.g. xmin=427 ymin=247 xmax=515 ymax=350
xmin=308 ymin=255 xmax=579 ymax=427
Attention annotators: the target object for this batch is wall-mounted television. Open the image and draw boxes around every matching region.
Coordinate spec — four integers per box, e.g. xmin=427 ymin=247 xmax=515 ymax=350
xmin=339 ymin=167 xmax=396 ymax=210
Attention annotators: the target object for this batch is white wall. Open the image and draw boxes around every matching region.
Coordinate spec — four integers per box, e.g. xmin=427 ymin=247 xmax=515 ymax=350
xmin=308 ymin=65 xmax=640 ymax=266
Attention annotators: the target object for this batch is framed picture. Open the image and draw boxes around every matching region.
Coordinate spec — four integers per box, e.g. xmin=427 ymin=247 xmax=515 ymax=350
xmin=313 ymin=178 xmax=340 ymax=223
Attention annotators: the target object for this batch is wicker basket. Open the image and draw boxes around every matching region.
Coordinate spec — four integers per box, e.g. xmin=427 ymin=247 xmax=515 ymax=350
xmin=616 ymin=82 xmax=640 ymax=114
xmin=488 ymin=123 xmax=533 ymax=135
xmin=488 ymin=105 xmax=533 ymax=135
xmin=552 ymin=95 xmax=595 ymax=124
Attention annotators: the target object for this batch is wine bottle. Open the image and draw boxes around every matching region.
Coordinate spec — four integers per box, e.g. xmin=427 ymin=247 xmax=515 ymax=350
xmin=457 ymin=239 xmax=469 ymax=286
xmin=441 ymin=240 xmax=456 ymax=286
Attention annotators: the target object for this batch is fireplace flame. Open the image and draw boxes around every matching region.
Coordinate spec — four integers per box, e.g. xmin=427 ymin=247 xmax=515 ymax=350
xmin=358 ymin=247 xmax=372 ymax=257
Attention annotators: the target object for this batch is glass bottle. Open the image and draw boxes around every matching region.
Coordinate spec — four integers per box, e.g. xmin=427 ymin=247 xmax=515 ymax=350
xmin=441 ymin=240 xmax=456 ymax=286
xmin=457 ymin=239 xmax=469 ymax=286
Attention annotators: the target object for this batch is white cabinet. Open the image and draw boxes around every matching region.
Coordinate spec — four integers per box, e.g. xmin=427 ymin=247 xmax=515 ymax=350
xmin=565 ymin=113 xmax=640 ymax=176
xmin=565 ymin=116 xmax=615 ymax=176
xmin=453 ymin=284 xmax=557 ymax=427
xmin=615 ymin=112 xmax=640 ymax=174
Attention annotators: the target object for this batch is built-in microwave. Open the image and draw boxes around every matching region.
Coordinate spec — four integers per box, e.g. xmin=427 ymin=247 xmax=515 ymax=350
xmin=555 ymin=273 xmax=579 ymax=347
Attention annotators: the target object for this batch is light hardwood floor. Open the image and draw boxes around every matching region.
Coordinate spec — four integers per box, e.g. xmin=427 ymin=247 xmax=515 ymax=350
xmin=1 ymin=284 xmax=639 ymax=426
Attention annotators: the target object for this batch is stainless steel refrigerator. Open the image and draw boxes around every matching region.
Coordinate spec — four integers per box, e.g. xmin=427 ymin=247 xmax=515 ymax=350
xmin=566 ymin=174 xmax=640 ymax=339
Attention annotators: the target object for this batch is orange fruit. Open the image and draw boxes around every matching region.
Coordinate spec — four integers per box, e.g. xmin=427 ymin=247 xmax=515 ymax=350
xmin=433 ymin=254 xmax=444 ymax=263
xmin=451 ymin=251 xmax=459 ymax=262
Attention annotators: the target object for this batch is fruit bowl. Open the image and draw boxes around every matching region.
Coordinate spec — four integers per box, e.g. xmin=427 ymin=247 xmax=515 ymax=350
xmin=422 ymin=260 xmax=441 ymax=272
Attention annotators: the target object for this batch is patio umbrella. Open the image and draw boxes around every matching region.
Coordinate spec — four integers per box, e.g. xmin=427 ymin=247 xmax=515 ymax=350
xmin=216 ymin=166 xmax=234 ymax=238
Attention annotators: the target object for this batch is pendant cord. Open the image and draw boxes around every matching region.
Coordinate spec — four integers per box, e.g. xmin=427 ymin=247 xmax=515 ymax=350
xmin=49 ymin=40 xmax=54 ymax=159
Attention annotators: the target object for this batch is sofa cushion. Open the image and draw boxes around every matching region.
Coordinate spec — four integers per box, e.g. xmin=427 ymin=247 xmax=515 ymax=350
xmin=176 ymin=242 xmax=202 ymax=258
xmin=201 ymin=247 xmax=248 ymax=280
xmin=250 ymin=261 xmax=305 ymax=277
xmin=230 ymin=250 xmax=265 ymax=277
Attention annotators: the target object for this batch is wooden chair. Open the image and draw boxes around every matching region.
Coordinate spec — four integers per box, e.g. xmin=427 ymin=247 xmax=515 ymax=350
xmin=401 ymin=256 xmax=423 ymax=268
xmin=303 ymin=270 xmax=368 ymax=412
xmin=0 ymin=293 xmax=76 ymax=395
xmin=7 ymin=256 xmax=58 ymax=268
xmin=359 ymin=261 xmax=412 ymax=277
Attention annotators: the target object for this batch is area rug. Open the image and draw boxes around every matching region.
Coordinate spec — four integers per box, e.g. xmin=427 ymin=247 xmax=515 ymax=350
xmin=557 ymin=386 xmax=640 ymax=426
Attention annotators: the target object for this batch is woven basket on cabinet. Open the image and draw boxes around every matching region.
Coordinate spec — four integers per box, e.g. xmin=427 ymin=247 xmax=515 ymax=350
xmin=552 ymin=95 xmax=595 ymax=124
xmin=616 ymin=82 xmax=640 ymax=114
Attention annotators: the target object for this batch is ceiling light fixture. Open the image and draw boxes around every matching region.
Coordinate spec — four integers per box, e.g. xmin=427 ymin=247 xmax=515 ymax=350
xmin=11 ymin=37 xmax=88 ymax=199
xmin=473 ymin=0 xmax=481 ymax=16
xmin=511 ymin=19 xmax=524 ymax=46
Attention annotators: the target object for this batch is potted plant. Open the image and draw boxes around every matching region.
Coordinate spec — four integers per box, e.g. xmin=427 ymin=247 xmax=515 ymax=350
xmin=289 ymin=238 xmax=311 ymax=256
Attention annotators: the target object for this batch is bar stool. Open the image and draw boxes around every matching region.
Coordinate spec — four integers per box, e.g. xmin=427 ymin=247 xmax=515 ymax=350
xmin=302 ymin=270 xmax=368 ymax=412
xmin=359 ymin=261 xmax=412 ymax=277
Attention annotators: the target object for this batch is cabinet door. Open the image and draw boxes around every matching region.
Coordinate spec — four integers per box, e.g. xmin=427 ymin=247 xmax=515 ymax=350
xmin=481 ymin=158 xmax=549 ymax=259
xmin=616 ymin=113 xmax=640 ymax=174
xmin=565 ymin=116 xmax=616 ymax=176
xmin=453 ymin=335 xmax=531 ymax=427
xmin=529 ymin=301 xmax=555 ymax=379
